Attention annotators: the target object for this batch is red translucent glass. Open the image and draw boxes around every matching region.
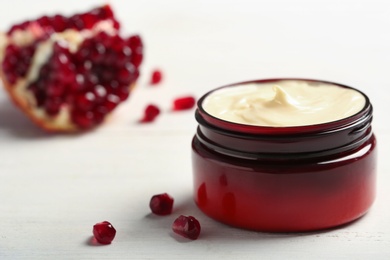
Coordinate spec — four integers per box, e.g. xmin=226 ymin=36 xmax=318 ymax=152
xmin=192 ymin=78 xmax=377 ymax=232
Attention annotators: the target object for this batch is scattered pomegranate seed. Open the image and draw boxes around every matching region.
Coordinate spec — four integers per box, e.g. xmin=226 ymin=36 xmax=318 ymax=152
xmin=172 ymin=215 xmax=201 ymax=240
xmin=150 ymin=69 xmax=163 ymax=85
xmin=173 ymin=96 xmax=196 ymax=111
xmin=92 ymin=221 xmax=116 ymax=244
xmin=149 ymin=193 xmax=174 ymax=215
xmin=140 ymin=104 xmax=160 ymax=123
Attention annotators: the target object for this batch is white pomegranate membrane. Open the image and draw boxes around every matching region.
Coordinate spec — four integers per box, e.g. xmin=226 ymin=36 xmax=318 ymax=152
xmin=202 ymin=80 xmax=366 ymax=127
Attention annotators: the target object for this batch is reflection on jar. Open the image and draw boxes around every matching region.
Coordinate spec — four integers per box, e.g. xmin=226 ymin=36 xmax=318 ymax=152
xmin=222 ymin=192 xmax=236 ymax=218
xmin=196 ymin=182 xmax=208 ymax=207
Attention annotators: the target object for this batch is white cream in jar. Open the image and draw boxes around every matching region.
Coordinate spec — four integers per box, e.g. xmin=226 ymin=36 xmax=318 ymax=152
xmin=202 ymin=80 xmax=366 ymax=127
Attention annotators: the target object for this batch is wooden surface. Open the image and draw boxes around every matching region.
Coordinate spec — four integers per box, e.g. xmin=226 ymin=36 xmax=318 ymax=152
xmin=1 ymin=0 xmax=389 ymax=259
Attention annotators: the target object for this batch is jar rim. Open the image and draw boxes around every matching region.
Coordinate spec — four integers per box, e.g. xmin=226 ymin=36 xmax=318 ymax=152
xmin=197 ymin=78 xmax=371 ymax=135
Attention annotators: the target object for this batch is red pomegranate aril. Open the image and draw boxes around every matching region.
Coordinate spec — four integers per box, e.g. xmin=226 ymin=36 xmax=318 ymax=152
xmin=44 ymin=98 xmax=62 ymax=116
xmin=127 ymin=35 xmax=143 ymax=67
xmin=93 ymin=221 xmax=116 ymax=244
xmin=93 ymin=110 xmax=105 ymax=124
xmin=140 ymin=104 xmax=160 ymax=123
xmin=46 ymin=84 xmax=65 ymax=97
xmin=149 ymin=193 xmax=174 ymax=216
xmin=116 ymin=86 xmax=131 ymax=101
xmin=173 ymin=96 xmax=196 ymax=110
xmin=94 ymin=5 xmax=115 ymax=20
xmin=111 ymin=36 xmax=125 ymax=51
xmin=132 ymin=54 xmax=143 ymax=68
xmin=52 ymin=15 xmax=67 ymax=32
xmin=172 ymin=215 xmax=201 ymax=240
xmin=31 ymin=88 xmax=46 ymax=107
xmin=37 ymin=16 xmax=50 ymax=28
xmin=104 ymin=94 xmax=120 ymax=112
xmin=75 ymin=92 xmax=95 ymax=111
xmin=89 ymin=49 xmax=104 ymax=64
xmin=118 ymin=67 xmax=132 ymax=84
xmin=150 ymin=69 xmax=162 ymax=85
xmin=71 ymin=15 xmax=85 ymax=30
xmin=80 ymin=13 xmax=95 ymax=29
xmin=71 ymin=110 xmax=95 ymax=128
xmin=95 ymin=86 xmax=108 ymax=100
xmin=127 ymin=35 xmax=142 ymax=49
xmin=3 ymin=44 xmax=36 ymax=84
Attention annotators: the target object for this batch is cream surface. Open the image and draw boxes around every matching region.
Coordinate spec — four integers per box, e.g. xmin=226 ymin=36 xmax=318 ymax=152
xmin=202 ymin=80 xmax=366 ymax=127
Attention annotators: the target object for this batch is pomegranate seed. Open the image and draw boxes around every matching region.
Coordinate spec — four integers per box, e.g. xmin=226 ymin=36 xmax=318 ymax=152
xmin=172 ymin=215 xmax=201 ymax=240
xmin=103 ymin=94 xmax=120 ymax=112
xmin=150 ymin=69 xmax=163 ymax=85
xmin=149 ymin=193 xmax=174 ymax=215
xmin=93 ymin=5 xmax=115 ymax=20
xmin=127 ymin=35 xmax=143 ymax=66
xmin=44 ymin=98 xmax=62 ymax=116
xmin=71 ymin=110 xmax=95 ymax=128
xmin=2 ymin=44 xmax=37 ymax=84
xmin=75 ymin=92 xmax=95 ymax=111
xmin=140 ymin=104 xmax=160 ymax=123
xmin=173 ymin=96 xmax=196 ymax=111
xmin=52 ymin=15 xmax=67 ymax=32
xmin=92 ymin=221 xmax=116 ymax=244
xmin=37 ymin=16 xmax=50 ymax=28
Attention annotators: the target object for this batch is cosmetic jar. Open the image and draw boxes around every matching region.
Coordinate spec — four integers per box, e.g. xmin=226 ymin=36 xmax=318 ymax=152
xmin=192 ymin=78 xmax=376 ymax=232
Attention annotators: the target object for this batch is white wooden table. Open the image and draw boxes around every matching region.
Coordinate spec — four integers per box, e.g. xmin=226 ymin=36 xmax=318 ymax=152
xmin=1 ymin=0 xmax=389 ymax=259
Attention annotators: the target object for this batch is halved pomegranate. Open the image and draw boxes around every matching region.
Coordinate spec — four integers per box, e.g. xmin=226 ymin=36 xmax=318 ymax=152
xmin=0 ymin=5 xmax=143 ymax=131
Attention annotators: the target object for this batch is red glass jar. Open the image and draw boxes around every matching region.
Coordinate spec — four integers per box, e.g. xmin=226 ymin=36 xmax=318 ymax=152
xmin=192 ymin=78 xmax=376 ymax=232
